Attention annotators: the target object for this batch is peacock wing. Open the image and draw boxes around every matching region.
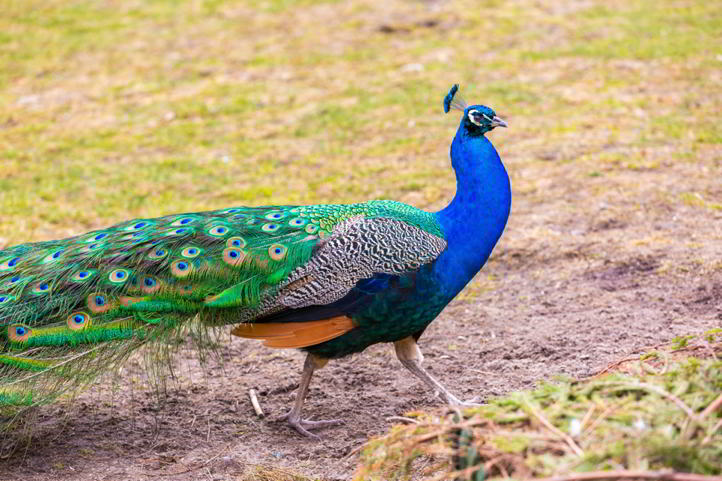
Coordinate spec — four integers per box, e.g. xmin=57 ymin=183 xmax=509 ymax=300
xmin=232 ymin=215 xmax=448 ymax=347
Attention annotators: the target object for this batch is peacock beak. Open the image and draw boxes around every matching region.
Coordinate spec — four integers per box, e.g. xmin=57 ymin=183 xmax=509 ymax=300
xmin=491 ymin=116 xmax=508 ymax=128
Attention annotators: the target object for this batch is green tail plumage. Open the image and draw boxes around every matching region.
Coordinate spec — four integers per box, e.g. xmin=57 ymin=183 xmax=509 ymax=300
xmin=0 ymin=200 xmax=442 ymax=423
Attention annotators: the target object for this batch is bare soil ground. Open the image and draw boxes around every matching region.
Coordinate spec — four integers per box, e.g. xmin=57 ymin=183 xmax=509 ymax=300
xmin=1 ymin=202 xmax=720 ymax=480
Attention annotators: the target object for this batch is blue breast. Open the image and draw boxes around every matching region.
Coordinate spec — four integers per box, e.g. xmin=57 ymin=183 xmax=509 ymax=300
xmin=433 ymin=130 xmax=511 ymax=298
xmin=306 ymin=127 xmax=511 ymax=359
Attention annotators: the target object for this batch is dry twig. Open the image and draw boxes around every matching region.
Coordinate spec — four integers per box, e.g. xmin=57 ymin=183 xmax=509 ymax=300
xmin=248 ymin=388 xmax=264 ymax=418
xmin=528 ymin=470 xmax=722 ymax=481
xmin=526 ymin=403 xmax=584 ymax=457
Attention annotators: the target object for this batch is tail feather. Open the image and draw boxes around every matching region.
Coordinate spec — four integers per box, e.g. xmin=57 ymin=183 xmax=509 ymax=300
xmin=0 ymin=204 xmax=326 ymax=419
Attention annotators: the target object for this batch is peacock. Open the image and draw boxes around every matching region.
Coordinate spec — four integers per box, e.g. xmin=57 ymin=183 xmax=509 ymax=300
xmin=0 ymin=85 xmax=510 ymax=439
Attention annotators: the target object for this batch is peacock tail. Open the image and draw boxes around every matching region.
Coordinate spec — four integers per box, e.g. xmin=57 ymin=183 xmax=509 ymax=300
xmin=0 ymin=200 xmax=445 ymax=417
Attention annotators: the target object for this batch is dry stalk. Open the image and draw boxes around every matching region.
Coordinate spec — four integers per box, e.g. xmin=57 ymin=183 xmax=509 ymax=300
xmin=248 ymin=388 xmax=264 ymax=418
xmin=699 ymin=393 xmax=722 ymax=421
xmin=603 ymin=382 xmax=699 ymax=422
xmin=526 ymin=403 xmax=584 ymax=457
xmin=579 ymin=404 xmax=597 ymax=431
xmin=582 ymin=401 xmax=624 ymax=437
xmin=386 ymin=416 xmax=420 ymax=424
xmin=701 ymin=419 xmax=722 ymax=445
xmin=527 ymin=470 xmax=722 ymax=481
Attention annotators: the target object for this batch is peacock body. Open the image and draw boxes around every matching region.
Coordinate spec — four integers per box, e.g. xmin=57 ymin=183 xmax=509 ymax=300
xmin=0 ymin=85 xmax=511 ymax=438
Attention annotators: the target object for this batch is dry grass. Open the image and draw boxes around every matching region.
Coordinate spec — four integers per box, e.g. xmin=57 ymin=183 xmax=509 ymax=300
xmin=356 ymin=331 xmax=722 ymax=480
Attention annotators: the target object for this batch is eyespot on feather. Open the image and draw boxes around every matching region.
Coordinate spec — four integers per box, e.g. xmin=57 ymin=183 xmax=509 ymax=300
xmin=226 ymin=236 xmax=246 ymax=248
xmin=171 ymin=259 xmax=193 ymax=277
xmin=206 ymin=225 xmax=230 ymax=237
xmin=42 ymin=249 xmax=64 ymax=264
xmin=148 ymin=247 xmax=168 ymax=260
xmin=5 ymin=275 xmax=23 ymax=286
xmin=268 ymin=244 xmax=287 ymax=261
xmin=163 ymin=227 xmax=193 ymax=236
xmin=171 ymin=216 xmax=197 ymax=227
xmin=305 ymin=224 xmax=319 ymax=234
xmin=140 ymin=276 xmax=161 ymax=293
xmin=32 ymin=282 xmax=51 ymax=295
xmin=181 ymin=246 xmax=202 ymax=258
xmin=124 ymin=220 xmax=153 ymax=231
xmin=80 ymin=242 xmax=104 ymax=253
xmin=87 ymin=293 xmax=113 ymax=313
xmin=108 ymin=269 xmax=131 ymax=284
xmin=288 ymin=218 xmax=307 ymax=227
xmin=71 ymin=270 xmax=96 ymax=282
xmin=264 ymin=211 xmax=285 ymax=220
xmin=8 ymin=324 xmax=31 ymax=342
xmin=261 ymin=223 xmax=280 ymax=233
xmin=83 ymin=231 xmax=110 ymax=243
xmin=222 ymin=247 xmax=246 ymax=266
xmin=0 ymin=257 xmax=21 ymax=271
xmin=0 ymin=294 xmax=15 ymax=305
xmin=67 ymin=312 xmax=91 ymax=330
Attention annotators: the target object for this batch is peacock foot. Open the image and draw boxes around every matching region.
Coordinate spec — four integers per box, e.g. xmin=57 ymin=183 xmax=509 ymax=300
xmin=441 ymin=392 xmax=483 ymax=408
xmin=278 ymin=411 xmax=344 ymax=440
xmin=448 ymin=396 xmax=483 ymax=408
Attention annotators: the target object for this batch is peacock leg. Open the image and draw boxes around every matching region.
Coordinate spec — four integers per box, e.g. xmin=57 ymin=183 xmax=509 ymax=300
xmin=278 ymin=353 xmax=344 ymax=439
xmin=394 ymin=336 xmax=481 ymax=407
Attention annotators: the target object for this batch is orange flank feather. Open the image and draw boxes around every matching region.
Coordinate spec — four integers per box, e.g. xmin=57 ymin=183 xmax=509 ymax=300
xmin=231 ymin=316 xmax=355 ymax=349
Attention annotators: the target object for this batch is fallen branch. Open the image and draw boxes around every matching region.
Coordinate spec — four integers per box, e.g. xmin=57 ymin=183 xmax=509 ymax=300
xmin=528 ymin=470 xmax=722 ymax=481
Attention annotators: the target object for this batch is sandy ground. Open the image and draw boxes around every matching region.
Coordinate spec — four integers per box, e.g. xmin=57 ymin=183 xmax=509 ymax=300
xmin=2 ymin=203 xmax=720 ymax=480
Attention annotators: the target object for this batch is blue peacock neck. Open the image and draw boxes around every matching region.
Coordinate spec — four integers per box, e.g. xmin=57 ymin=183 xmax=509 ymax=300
xmin=433 ymin=127 xmax=511 ymax=297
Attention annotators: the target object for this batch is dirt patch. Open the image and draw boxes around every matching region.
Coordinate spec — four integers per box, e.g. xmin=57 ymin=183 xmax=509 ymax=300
xmin=1 ymin=252 xmax=719 ymax=480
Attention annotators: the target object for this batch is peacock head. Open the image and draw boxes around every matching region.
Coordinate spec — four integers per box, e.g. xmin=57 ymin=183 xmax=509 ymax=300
xmin=443 ymin=84 xmax=507 ymax=136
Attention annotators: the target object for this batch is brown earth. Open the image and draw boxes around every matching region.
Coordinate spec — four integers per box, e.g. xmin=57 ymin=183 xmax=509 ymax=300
xmin=1 ymin=198 xmax=720 ymax=480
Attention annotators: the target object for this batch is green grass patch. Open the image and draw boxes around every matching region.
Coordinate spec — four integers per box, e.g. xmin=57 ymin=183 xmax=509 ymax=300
xmin=358 ymin=331 xmax=722 ymax=480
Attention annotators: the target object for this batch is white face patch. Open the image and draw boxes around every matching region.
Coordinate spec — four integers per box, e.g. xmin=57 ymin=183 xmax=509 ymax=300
xmin=467 ymin=109 xmax=482 ymax=126
xmin=467 ymin=109 xmax=492 ymax=127
xmin=469 ymin=110 xmax=492 ymax=127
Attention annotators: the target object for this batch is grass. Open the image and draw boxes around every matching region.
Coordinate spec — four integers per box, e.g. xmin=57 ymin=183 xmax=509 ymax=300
xmin=356 ymin=331 xmax=722 ymax=480
xmin=0 ymin=0 xmax=719 ymax=254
